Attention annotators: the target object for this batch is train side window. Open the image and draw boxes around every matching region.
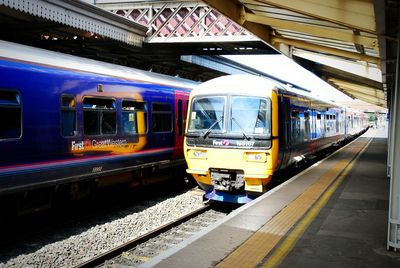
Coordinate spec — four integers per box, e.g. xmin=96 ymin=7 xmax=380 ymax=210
xmin=0 ymin=90 xmax=21 ymax=139
xmin=152 ymin=102 xmax=172 ymax=133
xmin=122 ymin=100 xmax=147 ymax=135
xmin=83 ymin=97 xmax=116 ymax=136
xmin=60 ymin=95 xmax=76 ymax=137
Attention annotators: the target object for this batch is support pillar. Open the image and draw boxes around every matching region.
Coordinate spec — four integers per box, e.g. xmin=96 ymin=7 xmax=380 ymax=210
xmin=387 ymin=92 xmax=393 ymax=177
xmin=388 ymin=35 xmax=400 ymax=250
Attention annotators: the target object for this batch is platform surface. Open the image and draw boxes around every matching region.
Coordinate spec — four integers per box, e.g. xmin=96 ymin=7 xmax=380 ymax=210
xmin=143 ymin=127 xmax=400 ymax=267
xmin=276 ymin=128 xmax=399 ymax=267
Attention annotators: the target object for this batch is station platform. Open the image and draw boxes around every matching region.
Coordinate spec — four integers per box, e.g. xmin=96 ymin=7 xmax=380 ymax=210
xmin=142 ymin=127 xmax=400 ymax=268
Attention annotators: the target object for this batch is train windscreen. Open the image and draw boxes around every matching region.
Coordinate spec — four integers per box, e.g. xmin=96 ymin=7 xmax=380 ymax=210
xmin=188 ymin=95 xmax=271 ymax=138
xmin=188 ymin=96 xmax=225 ymax=132
xmin=230 ymin=96 xmax=271 ymax=136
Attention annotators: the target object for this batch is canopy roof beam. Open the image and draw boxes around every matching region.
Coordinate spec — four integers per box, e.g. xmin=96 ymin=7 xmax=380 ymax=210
xmin=329 ymin=79 xmax=385 ymax=99
xmin=241 ymin=9 xmax=377 ymax=50
xmin=271 ymin=36 xmax=381 ymax=65
xmin=293 ymin=49 xmax=382 ymax=82
xmin=249 ymin=0 xmax=376 ymax=34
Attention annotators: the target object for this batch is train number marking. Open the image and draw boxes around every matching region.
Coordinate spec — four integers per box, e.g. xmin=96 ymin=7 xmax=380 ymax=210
xmin=212 ymin=139 xmax=255 ymax=147
xmin=236 ymin=140 xmax=255 ymax=147
xmin=92 ymin=166 xmax=103 ymax=173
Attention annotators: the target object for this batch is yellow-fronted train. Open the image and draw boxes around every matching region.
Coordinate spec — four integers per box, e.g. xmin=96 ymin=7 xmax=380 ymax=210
xmin=184 ymin=74 xmax=369 ymax=203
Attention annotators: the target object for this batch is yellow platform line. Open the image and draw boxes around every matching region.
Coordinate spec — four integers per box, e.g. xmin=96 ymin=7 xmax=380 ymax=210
xmin=216 ymin=138 xmax=371 ymax=268
xmin=263 ymin=138 xmax=372 ymax=268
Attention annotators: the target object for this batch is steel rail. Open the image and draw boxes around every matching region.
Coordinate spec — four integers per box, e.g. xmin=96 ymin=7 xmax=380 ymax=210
xmin=75 ymin=203 xmax=211 ymax=268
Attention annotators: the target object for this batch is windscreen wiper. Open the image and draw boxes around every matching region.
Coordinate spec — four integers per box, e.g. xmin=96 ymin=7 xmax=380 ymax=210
xmin=203 ymin=116 xmax=223 ymax=138
xmin=231 ymin=117 xmax=250 ymax=140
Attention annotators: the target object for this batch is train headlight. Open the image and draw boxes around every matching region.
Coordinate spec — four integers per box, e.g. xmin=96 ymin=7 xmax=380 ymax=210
xmin=189 ymin=149 xmax=207 ymax=159
xmin=245 ymin=152 xmax=268 ymax=162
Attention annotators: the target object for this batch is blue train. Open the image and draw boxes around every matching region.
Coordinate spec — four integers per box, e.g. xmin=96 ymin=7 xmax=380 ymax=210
xmin=0 ymin=41 xmax=197 ymax=207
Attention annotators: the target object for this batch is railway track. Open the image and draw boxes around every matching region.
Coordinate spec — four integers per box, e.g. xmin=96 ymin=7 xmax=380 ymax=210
xmin=0 ymin=185 xmax=207 ymax=267
xmin=70 ymin=136 xmax=360 ymax=268
xmin=0 ymin=140 xmax=349 ymax=268
xmin=76 ymin=203 xmax=230 ymax=267
xmin=0 ymin=141 xmax=349 ymax=268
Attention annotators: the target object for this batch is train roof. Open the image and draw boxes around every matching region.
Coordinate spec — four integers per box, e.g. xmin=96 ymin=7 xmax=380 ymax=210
xmin=192 ymin=74 xmax=283 ymax=96
xmin=0 ymin=40 xmax=198 ymax=89
xmin=192 ymin=74 xmax=342 ymax=108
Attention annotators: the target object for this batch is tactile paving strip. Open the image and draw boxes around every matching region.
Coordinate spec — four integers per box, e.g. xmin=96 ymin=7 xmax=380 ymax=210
xmin=216 ymin=138 xmax=370 ymax=268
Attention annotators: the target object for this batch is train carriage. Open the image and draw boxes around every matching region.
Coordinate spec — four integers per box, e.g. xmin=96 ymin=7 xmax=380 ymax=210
xmin=0 ymin=41 xmax=197 ymax=203
xmin=184 ymin=74 xmax=368 ymax=203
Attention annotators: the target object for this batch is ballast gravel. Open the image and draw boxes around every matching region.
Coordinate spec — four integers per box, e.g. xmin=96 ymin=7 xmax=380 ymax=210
xmin=0 ymin=191 xmax=203 ymax=268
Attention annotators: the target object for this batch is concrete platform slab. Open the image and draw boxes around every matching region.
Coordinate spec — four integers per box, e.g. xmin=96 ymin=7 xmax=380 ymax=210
xmin=142 ymin=128 xmax=397 ymax=268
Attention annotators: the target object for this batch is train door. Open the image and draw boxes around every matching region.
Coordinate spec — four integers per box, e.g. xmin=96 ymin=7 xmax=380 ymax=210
xmin=172 ymin=90 xmax=189 ymax=158
xmin=291 ymin=111 xmax=300 ymax=145
xmin=320 ymin=113 xmax=325 ymax=137
xmin=311 ymin=109 xmax=317 ymax=139
xmin=280 ymin=97 xmax=291 ymax=169
xmin=149 ymin=100 xmax=174 ymax=152
xmin=310 ymin=109 xmax=317 ymax=153
xmin=335 ymin=112 xmax=339 ymax=133
xmin=304 ymin=111 xmax=310 ymax=141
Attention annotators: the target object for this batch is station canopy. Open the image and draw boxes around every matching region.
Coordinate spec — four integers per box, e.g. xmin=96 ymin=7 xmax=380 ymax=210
xmin=203 ymin=0 xmax=390 ymax=108
xmin=1 ymin=0 xmax=396 ymax=110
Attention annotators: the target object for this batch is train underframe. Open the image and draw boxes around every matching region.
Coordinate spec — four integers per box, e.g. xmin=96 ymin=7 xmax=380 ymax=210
xmin=0 ymin=161 xmax=188 ymax=216
xmin=191 ymin=171 xmax=272 ymax=203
